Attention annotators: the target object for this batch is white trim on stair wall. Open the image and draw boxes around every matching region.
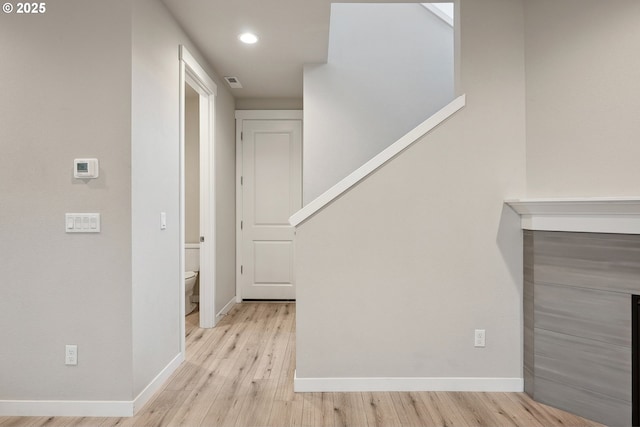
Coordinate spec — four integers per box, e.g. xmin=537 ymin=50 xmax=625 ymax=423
xmin=422 ymin=3 xmax=454 ymax=27
xmin=290 ymin=94 xmax=466 ymax=227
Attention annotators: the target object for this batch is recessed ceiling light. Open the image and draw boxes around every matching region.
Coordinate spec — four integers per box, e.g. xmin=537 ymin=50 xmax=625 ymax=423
xmin=239 ymin=32 xmax=259 ymax=44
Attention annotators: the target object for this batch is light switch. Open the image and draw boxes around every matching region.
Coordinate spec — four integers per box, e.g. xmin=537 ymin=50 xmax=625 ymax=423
xmin=160 ymin=212 xmax=167 ymax=230
xmin=66 ymin=213 xmax=100 ymax=233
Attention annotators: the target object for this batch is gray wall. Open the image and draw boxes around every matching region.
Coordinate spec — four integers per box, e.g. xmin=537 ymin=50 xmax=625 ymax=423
xmin=0 ymin=0 xmax=134 ymax=400
xmin=0 ymin=0 xmax=237 ymax=404
xmin=525 ymin=0 xmax=640 ymax=197
xmin=296 ymin=0 xmax=526 ymax=381
xmin=303 ymin=3 xmax=455 ymax=204
xmin=185 ymin=88 xmax=200 ymax=245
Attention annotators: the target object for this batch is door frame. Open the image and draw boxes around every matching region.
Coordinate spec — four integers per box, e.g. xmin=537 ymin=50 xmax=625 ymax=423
xmin=180 ymin=45 xmax=218 ymax=343
xmin=235 ymin=110 xmax=303 ymax=302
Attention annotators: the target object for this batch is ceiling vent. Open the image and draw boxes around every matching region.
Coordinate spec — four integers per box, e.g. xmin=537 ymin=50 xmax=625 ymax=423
xmin=224 ymin=76 xmax=243 ymax=89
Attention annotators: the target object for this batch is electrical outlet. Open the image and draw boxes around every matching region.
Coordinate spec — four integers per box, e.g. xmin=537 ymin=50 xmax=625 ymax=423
xmin=474 ymin=329 xmax=486 ymax=348
xmin=65 ymin=345 xmax=78 ymax=365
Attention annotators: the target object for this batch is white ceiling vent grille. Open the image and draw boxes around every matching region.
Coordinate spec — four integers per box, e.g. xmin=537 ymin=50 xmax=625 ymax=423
xmin=224 ymin=76 xmax=243 ymax=89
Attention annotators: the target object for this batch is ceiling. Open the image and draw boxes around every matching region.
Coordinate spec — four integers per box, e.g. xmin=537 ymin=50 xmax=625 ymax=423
xmin=161 ymin=0 xmax=423 ymax=100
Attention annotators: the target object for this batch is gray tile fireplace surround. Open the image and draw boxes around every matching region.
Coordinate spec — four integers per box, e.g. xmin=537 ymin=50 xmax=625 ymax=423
xmin=524 ymin=230 xmax=639 ymax=427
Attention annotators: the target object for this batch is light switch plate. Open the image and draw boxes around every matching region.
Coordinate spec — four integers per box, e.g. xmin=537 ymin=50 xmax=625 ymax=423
xmin=66 ymin=213 xmax=100 ymax=233
xmin=160 ymin=212 xmax=167 ymax=230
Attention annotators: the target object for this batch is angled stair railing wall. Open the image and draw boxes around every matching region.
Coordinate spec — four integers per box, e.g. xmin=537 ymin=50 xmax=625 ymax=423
xmin=290 ymin=94 xmax=466 ymax=226
xmin=292 ymin=2 xmax=461 ymax=226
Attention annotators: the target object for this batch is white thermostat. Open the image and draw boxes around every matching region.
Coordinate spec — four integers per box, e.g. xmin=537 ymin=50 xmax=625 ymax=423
xmin=74 ymin=158 xmax=99 ymax=179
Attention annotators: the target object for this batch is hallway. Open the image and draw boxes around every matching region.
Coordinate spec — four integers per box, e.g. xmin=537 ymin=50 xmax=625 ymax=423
xmin=0 ymin=303 xmax=601 ymax=426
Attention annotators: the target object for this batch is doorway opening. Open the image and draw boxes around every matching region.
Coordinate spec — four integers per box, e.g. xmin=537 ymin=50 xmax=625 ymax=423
xmin=633 ymin=294 xmax=639 ymax=426
xmin=179 ymin=46 xmax=218 ymax=357
xmin=184 ymin=84 xmax=201 ymax=317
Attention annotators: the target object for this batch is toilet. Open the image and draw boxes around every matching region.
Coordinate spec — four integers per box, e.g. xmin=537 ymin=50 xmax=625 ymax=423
xmin=185 ymin=244 xmax=200 ymax=315
xmin=185 ymin=270 xmax=198 ymax=315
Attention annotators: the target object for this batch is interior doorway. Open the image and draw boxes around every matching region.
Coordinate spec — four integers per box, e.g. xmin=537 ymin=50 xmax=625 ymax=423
xmin=633 ymin=294 xmax=639 ymax=426
xmin=184 ymin=84 xmax=201 ymax=315
xmin=179 ymin=46 xmax=218 ymax=355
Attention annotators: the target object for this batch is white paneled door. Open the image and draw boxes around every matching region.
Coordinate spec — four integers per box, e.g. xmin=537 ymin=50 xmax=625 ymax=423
xmin=240 ymin=119 xmax=302 ymax=300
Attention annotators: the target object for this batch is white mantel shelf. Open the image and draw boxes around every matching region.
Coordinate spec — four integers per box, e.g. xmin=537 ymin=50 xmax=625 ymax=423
xmin=505 ymin=197 xmax=640 ymax=235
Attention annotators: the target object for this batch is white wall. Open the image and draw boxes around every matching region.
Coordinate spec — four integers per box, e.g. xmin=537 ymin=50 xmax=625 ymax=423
xmin=235 ymin=97 xmax=303 ymax=110
xmin=296 ymin=0 xmax=526 ymax=384
xmin=131 ymin=0 xmax=237 ymax=395
xmin=214 ymin=66 xmax=238 ymax=315
xmin=131 ymin=0 xmax=183 ymax=395
xmin=0 ymin=0 xmax=134 ymax=401
xmin=525 ymin=0 xmax=640 ymax=197
xmin=303 ymin=3 xmax=455 ymax=204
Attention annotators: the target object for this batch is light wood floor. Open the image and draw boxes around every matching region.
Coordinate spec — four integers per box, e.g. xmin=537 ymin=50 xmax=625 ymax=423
xmin=0 ymin=303 xmax=603 ymax=427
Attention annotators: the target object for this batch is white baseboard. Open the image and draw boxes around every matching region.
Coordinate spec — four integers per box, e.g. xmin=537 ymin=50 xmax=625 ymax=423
xmin=133 ymin=352 xmax=184 ymax=415
xmin=216 ymin=296 xmax=236 ymax=321
xmin=294 ymin=371 xmax=523 ymax=393
xmin=0 ymin=399 xmax=134 ymax=418
xmin=0 ymin=353 xmax=184 ymax=417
